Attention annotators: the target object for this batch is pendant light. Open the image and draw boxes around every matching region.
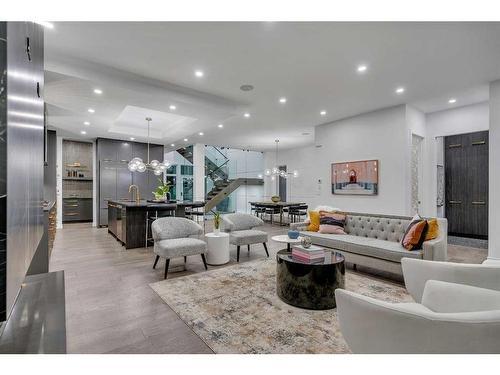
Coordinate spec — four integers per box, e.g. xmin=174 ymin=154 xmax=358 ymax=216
xmin=128 ymin=117 xmax=170 ymax=175
xmin=264 ymin=139 xmax=298 ymax=179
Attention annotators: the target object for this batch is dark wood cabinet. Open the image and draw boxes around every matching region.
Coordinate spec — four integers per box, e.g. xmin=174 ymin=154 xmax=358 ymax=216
xmin=445 ymin=130 xmax=488 ymax=238
xmin=62 ymin=198 xmax=92 ymax=222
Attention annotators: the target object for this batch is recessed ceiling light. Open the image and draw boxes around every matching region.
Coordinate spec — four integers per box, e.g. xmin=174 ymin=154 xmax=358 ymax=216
xmin=169 ymin=105 xmax=176 ymax=110
xmin=395 ymin=87 xmax=405 ymax=94
xmin=35 ymin=21 xmax=54 ymax=29
xmin=88 ymin=108 xmax=95 ymax=113
xmin=448 ymin=98 xmax=457 ymax=104
xmin=320 ymin=110 xmax=327 ymax=116
xmin=218 ymin=124 xmax=224 ymax=128
xmin=279 ymin=97 xmax=287 ymax=103
xmin=130 ymin=137 xmax=135 ymax=141
xmin=83 ymin=121 xmax=90 ymax=126
xmin=194 ymin=70 xmax=204 ymax=78
xmin=171 ymin=143 xmax=175 ymax=147
xmin=93 ymin=88 xmax=103 ymax=95
xmin=244 ymin=113 xmax=250 ymax=118
xmin=184 ymin=138 xmax=188 ymax=142
xmin=80 ymin=131 xmax=87 ymax=135
xmin=198 ymin=132 xmax=204 ymax=136
xmin=357 ymin=64 xmax=368 ymax=73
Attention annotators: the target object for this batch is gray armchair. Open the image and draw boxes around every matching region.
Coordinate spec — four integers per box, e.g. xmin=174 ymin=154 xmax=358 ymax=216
xmin=151 ymin=217 xmax=207 ymax=279
xmin=221 ymin=213 xmax=269 ymax=262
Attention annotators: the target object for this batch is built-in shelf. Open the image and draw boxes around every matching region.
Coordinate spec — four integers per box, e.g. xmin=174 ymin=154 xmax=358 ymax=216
xmin=62 ymin=177 xmax=93 ymax=181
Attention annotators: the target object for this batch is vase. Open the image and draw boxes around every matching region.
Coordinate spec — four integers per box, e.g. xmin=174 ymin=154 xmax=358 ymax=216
xmin=214 ymin=228 xmax=220 ymax=235
xmin=301 ymin=236 xmax=312 ymax=248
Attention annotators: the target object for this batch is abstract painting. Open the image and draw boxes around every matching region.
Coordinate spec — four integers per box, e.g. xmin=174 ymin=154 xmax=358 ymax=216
xmin=331 ymin=159 xmax=378 ymax=195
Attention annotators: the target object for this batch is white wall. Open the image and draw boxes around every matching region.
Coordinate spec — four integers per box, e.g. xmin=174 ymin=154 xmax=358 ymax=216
xmin=488 ymin=82 xmax=500 ymax=262
xmin=265 ymin=105 xmax=412 ymax=215
xmin=423 ymin=102 xmax=489 ymax=217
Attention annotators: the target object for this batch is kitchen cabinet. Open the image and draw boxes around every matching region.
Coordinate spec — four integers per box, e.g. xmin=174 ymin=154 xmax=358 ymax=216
xmin=62 ymin=198 xmax=92 ymax=222
xmin=96 ymin=138 xmax=164 ymax=226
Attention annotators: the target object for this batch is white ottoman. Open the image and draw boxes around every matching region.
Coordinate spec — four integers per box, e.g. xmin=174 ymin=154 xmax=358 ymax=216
xmin=205 ymin=232 xmax=230 ymax=265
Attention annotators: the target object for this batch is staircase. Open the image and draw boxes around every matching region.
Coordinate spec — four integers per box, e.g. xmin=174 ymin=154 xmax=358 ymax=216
xmin=204 ymin=178 xmax=264 ymax=213
xmin=176 ymin=146 xmax=264 ymax=212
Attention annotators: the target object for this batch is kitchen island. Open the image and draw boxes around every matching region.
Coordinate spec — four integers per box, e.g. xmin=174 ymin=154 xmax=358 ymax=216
xmin=107 ymin=200 xmax=205 ymax=249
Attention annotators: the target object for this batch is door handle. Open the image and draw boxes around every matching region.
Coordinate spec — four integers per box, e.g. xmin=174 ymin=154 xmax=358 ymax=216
xmin=448 ymin=200 xmax=462 ymax=204
xmin=472 ymin=201 xmax=486 ymax=205
xmin=472 ymin=141 xmax=486 ymax=146
xmin=448 ymin=144 xmax=462 ymax=148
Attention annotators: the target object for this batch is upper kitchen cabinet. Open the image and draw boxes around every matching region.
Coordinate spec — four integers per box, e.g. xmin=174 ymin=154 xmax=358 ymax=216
xmin=117 ymin=141 xmax=133 ymax=163
xmin=97 ymin=138 xmax=118 ymax=162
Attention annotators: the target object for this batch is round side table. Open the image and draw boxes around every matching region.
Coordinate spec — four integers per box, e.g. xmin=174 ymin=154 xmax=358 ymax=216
xmin=205 ymin=232 xmax=230 ymax=265
xmin=271 ymin=234 xmax=303 ymax=251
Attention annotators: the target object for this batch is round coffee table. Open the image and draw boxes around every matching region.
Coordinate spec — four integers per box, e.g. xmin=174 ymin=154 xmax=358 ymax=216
xmin=271 ymin=234 xmax=303 ymax=251
xmin=205 ymin=232 xmax=230 ymax=265
xmin=276 ymin=249 xmax=345 ymax=310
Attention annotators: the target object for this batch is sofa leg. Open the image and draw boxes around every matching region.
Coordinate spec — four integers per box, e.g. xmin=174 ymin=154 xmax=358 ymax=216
xmin=353 ymin=263 xmax=357 ymax=271
xmin=153 ymin=255 xmax=160 ymax=269
xmin=184 ymin=256 xmax=187 ymax=263
xmin=263 ymin=242 xmax=269 ymax=257
xmin=164 ymin=259 xmax=170 ymax=279
xmin=237 ymin=246 xmax=240 ymax=262
xmin=247 ymin=244 xmax=250 ymax=252
xmin=201 ymin=253 xmax=208 ymax=270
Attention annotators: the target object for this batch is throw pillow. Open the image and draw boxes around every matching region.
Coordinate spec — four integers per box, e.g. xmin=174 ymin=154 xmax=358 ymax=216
xmin=318 ymin=212 xmax=346 ymax=234
xmin=307 ymin=210 xmax=321 ymax=232
xmin=402 ymin=218 xmax=429 ymax=250
xmin=424 ymin=218 xmax=439 ymax=241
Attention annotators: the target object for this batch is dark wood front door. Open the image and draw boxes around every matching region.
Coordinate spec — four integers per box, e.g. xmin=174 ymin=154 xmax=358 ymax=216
xmin=445 ymin=130 xmax=488 ymax=238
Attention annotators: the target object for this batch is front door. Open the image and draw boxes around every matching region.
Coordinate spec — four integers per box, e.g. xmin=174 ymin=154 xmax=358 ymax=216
xmin=445 ymin=131 xmax=488 ymax=238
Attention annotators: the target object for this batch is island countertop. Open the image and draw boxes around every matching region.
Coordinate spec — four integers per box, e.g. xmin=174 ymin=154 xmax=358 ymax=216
xmin=107 ymin=199 xmax=205 ymax=209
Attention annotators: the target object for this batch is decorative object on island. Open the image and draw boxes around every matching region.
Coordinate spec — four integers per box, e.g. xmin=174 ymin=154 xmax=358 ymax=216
xmin=264 ymin=139 xmax=299 ymax=180
xmin=287 ymin=230 xmax=300 ymax=239
xmin=128 ymin=117 xmax=170 ymax=175
xmin=331 ymin=159 xmax=378 ymax=195
xmin=213 ymin=211 xmax=221 ymax=235
xmin=271 ymin=195 xmax=280 ymax=203
xmin=301 ymin=236 xmax=312 ymax=248
xmin=152 ymin=178 xmax=172 ymax=201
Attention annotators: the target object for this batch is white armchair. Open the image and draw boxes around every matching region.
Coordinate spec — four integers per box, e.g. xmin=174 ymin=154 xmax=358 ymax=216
xmin=401 ymin=258 xmax=500 ymax=302
xmin=335 ymin=280 xmax=500 ymax=353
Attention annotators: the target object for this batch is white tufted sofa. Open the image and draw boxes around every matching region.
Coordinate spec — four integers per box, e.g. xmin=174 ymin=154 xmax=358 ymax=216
xmin=290 ymin=212 xmax=447 ymax=276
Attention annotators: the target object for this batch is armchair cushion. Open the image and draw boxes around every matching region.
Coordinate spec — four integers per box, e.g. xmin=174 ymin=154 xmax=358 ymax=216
xmin=421 ymin=280 xmax=500 ymax=313
xmin=154 ymin=238 xmax=207 ymax=259
xmin=229 ymin=229 xmax=268 ymax=246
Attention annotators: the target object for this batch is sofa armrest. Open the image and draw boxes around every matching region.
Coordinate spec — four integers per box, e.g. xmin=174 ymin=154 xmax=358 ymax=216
xmin=290 ymin=221 xmax=308 ymax=231
xmin=421 ymin=280 xmax=500 ymax=313
xmin=422 ymin=237 xmax=447 ymax=261
xmin=402 ymin=258 xmax=500 ymax=303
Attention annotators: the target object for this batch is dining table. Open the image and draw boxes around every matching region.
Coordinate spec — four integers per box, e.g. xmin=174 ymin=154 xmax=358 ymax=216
xmin=249 ymin=201 xmax=306 ymax=226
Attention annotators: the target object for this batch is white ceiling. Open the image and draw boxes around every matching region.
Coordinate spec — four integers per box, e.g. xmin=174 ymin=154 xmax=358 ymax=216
xmin=44 ymin=22 xmax=500 ymax=151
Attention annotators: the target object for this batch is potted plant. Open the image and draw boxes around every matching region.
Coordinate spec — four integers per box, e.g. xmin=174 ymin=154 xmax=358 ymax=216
xmin=152 ymin=178 xmax=172 ymax=201
xmin=213 ymin=211 xmax=221 ymax=235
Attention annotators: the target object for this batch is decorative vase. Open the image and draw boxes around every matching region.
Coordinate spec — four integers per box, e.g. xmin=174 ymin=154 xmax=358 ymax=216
xmin=271 ymin=195 xmax=280 ymax=203
xmin=214 ymin=228 xmax=220 ymax=235
xmin=301 ymin=236 xmax=312 ymax=248
xmin=288 ymin=230 xmax=300 ymax=239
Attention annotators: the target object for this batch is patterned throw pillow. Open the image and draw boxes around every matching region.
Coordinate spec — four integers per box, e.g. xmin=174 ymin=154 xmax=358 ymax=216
xmin=402 ymin=216 xmax=429 ymax=250
xmin=306 ymin=210 xmax=321 ymax=232
xmin=424 ymin=218 xmax=439 ymax=241
xmin=318 ymin=212 xmax=346 ymax=234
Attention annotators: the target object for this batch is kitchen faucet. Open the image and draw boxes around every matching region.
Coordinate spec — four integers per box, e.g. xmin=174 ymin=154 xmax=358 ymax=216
xmin=128 ymin=184 xmax=140 ymax=203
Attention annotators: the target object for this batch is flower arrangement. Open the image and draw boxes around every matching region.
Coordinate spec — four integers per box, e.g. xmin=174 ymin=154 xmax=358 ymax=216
xmin=213 ymin=211 xmax=221 ymax=234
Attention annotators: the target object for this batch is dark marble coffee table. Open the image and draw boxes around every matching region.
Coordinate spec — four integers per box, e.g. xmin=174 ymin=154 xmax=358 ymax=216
xmin=276 ymin=249 xmax=345 ymax=310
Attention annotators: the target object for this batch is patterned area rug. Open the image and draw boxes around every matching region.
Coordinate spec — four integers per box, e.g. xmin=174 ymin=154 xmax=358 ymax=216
xmin=150 ymin=259 xmax=412 ymax=354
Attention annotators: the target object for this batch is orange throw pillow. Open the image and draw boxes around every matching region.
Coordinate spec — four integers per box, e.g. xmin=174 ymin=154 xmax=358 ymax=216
xmin=307 ymin=210 xmax=320 ymax=232
xmin=402 ymin=220 xmax=429 ymax=250
xmin=424 ymin=218 xmax=439 ymax=241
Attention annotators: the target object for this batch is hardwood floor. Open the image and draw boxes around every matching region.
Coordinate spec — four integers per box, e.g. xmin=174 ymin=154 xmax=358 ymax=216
xmin=50 ymin=221 xmax=286 ymax=353
xmin=50 ymin=221 xmax=487 ymax=354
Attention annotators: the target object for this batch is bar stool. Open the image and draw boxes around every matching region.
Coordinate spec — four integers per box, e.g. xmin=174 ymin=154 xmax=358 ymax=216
xmin=185 ymin=203 xmax=206 ymax=231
